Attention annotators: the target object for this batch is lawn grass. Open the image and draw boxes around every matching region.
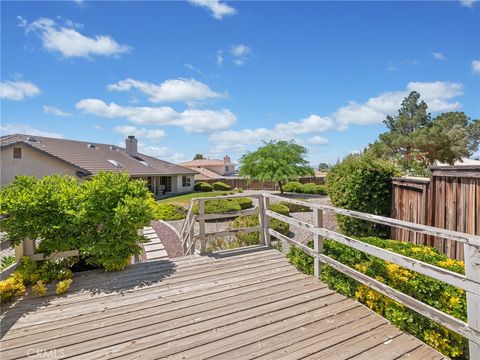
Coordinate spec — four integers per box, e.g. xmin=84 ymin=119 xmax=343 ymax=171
xmin=157 ymin=191 xmax=236 ymax=206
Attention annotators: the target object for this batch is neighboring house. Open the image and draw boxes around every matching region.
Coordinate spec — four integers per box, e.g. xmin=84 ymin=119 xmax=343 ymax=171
xmin=0 ymin=134 xmax=197 ymax=198
xmin=179 ymin=156 xmax=237 ymax=181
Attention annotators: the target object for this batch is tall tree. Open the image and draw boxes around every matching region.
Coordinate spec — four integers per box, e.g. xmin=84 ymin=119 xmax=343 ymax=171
xmin=193 ymin=153 xmax=205 ymax=160
xmin=239 ymin=140 xmax=313 ymax=193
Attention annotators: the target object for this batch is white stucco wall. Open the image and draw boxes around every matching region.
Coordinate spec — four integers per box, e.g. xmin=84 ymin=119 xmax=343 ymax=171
xmin=202 ymin=164 xmax=235 ymax=176
xmin=1 ymin=145 xmax=80 ymax=187
xmin=176 ymin=174 xmax=194 ymax=193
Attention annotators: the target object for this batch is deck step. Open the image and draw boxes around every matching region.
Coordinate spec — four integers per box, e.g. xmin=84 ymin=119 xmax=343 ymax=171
xmin=142 ymin=225 xmax=170 ymax=262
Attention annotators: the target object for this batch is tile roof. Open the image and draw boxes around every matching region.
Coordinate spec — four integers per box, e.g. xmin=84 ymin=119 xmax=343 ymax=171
xmin=0 ymin=134 xmax=197 ymax=177
xmin=192 ymin=167 xmax=225 ymax=180
xmin=179 ymin=158 xmax=233 ymax=166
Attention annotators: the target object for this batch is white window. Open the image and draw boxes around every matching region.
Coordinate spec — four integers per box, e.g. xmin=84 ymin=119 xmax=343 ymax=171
xmin=182 ymin=176 xmax=191 ymax=187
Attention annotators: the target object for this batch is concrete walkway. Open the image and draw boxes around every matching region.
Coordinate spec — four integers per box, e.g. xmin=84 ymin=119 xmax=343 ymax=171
xmin=141 ymin=226 xmax=168 ymax=261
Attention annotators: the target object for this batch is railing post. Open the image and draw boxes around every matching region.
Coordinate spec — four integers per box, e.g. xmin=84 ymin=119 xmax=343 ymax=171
xmin=15 ymin=239 xmax=34 ymax=261
xmin=198 ymin=199 xmax=206 ymax=255
xmin=258 ymin=195 xmax=266 ymax=246
xmin=262 ymin=196 xmax=271 ymax=246
xmin=464 ymin=243 xmax=480 ymax=360
xmin=313 ymin=208 xmax=324 ymax=278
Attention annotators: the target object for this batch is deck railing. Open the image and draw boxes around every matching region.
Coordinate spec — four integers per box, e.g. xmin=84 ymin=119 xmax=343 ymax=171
xmin=180 ymin=192 xmax=480 ymax=360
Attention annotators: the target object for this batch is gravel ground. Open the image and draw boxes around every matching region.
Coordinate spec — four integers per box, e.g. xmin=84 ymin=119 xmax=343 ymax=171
xmin=165 ymin=191 xmax=339 ymax=251
xmin=150 ymin=220 xmax=184 ymax=258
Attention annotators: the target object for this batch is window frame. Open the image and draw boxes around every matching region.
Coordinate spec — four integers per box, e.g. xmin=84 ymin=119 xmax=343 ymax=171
xmin=13 ymin=147 xmax=22 ymax=159
xmin=182 ymin=175 xmax=191 ymax=187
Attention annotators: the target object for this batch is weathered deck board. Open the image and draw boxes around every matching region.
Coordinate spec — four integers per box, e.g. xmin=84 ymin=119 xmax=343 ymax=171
xmin=0 ymin=247 xmax=444 ymax=359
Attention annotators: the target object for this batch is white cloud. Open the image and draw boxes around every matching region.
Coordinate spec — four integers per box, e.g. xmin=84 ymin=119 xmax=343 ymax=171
xmin=137 ymin=144 xmax=187 ymax=163
xmin=75 ymin=99 xmax=236 ymax=133
xmin=472 ymin=60 xmax=480 ymax=74
xmin=307 ymin=136 xmax=329 ymax=145
xmin=216 ymin=50 xmax=224 ymax=65
xmin=43 ymin=105 xmax=72 ymax=116
xmin=107 ymin=78 xmax=221 ymax=103
xmin=113 ymin=125 xmax=166 ymax=139
xmin=460 ymin=0 xmax=476 ymax=7
xmin=93 ymin=124 xmax=103 ymax=131
xmin=334 ymin=81 xmax=463 ymax=129
xmin=0 ymin=123 xmax=62 ymax=138
xmin=432 ymin=52 xmax=446 ymax=61
xmin=208 ymin=114 xmax=333 ymax=152
xmin=25 ymin=17 xmax=130 ymax=58
xmin=230 ymin=44 xmax=252 ymax=66
xmin=1 ymin=80 xmax=40 ymax=100
xmin=188 ymin=0 xmax=237 ymax=20
xmin=17 ymin=16 xmax=27 ymax=27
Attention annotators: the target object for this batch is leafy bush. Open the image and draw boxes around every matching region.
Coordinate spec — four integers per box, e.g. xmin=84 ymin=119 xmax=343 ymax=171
xmin=229 ymin=215 xmax=290 ymax=247
xmin=0 ymin=172 xmax=154 ymax=272
xmin=279 ymin=201 xmax=312 ymax=213
xmin=283 ymin=181 xmax=303 ymax=193
xmin=194 ymin=182 xmax=213 ymax=192
xmin=0 ymin=256 xmax=74 ymax=303
xmin=153 ymin=203 xmax=187 ymax=221
xmin=301 ymin=183 xmax=326 ymax=195
xmin=326 ymin=154 xmax=399 ymax=238
xmin=212 ymin=182 xmax=232 ymax=191
xmin=286 ymin=237 xmax=468 ymax=358
xmin=269 ymin=203 xmax=290 ymax=216
xmin=193 ymin=199 xmax=241 ymax=215
xmin=236 ymin=197 xmax=254 ymax=210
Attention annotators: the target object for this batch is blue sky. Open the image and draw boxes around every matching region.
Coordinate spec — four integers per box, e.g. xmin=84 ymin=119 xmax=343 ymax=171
xmin=1 ymin=0 xmax=479 ymax=165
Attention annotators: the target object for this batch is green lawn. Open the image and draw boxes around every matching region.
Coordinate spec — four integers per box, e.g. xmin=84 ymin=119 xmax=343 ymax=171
xmin=157 ymin=191 xmax=236 ymax=206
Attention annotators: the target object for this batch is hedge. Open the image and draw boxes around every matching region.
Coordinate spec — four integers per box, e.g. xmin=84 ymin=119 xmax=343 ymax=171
xmin=212 ymin=182 xmax=232 ymax=191
xmin=282 ymin=181 xmax=326 ymax=195
xmin=326 ymin=154 xmax=399 ymax=238
xmin=279 ymin=201 xmax=312 ymax=213
xmin=268 ymin=203 xmax=290 ymax=216
xmin=228 ymin=215 xmax=290 ymax=248
xmin=194 ymin=182 xmax=214 ymax=192
xmin=286 ymin=237 xmax=468 ymax=359
xmin=282 ymin=181 xmax=303 ymax=193
xmin=236 ymin=197 xmax=254 ymax=210
xmin=193 ymin=199 xmax=241 ymax=215
xmin=153 ymin=203 xmax=187 ymax=221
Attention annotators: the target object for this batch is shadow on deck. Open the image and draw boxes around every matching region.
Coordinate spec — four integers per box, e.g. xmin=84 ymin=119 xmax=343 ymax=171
xmin=0 ymin=246 xmax=445 ymax=359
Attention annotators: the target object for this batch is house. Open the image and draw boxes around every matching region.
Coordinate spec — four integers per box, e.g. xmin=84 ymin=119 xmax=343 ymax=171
xmin=179 ymin=156 xmax=237 ymax=181
xmin=0 ymin=134 xmax=197 ymax=198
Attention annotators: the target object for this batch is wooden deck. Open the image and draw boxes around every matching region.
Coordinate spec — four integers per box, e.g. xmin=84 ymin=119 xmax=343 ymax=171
xmin=0 ymin=246 xmax=445 ymax=359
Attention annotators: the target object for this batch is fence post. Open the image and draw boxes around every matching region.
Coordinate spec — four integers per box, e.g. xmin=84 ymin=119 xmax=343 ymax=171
xmin=198 ymin=199 xmax=206 ymax=255
xmin=262 ymin=196 xmax=271 ymax=246
xmin=464 ymin=243 xmax=480 ymax=360
xmin=313 ymin=208 xmax=324 ymax=278
xmin=15 ymin=239 xmax=35 ymax=260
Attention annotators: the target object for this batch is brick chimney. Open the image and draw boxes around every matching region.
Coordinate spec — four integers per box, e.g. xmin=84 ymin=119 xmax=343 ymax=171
xmin=223 ymin=155 xmax=231 ymax=163
xmin=126 ymin=135 xmax=138 ymax=156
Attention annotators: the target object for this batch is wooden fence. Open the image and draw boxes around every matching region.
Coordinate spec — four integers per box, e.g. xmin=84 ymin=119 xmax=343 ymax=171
xmin=179 ymin=193 xmax=480 ymax=359
xmin=391 ymin=166 xmax=480 ymax=260
xmin=196 ymin=176 xmax=324 ymax=191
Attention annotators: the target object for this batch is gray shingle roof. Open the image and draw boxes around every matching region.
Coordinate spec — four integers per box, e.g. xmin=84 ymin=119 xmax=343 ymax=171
xmin=0 ymin=134 xmax=197 ymax=177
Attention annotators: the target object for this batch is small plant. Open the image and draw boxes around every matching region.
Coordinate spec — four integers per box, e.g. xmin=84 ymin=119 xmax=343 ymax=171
xmin=236 ymin=197 xmax=254 ymax=210
xmin=32 ymin=280 xmax=47 ymax=297
xmin=283 ymin=181 xmax=303 ymax=193
xmin=279 ymin=201 xmax=312 ymax=213
xmin=55 ymin=279 xmax=73 ymax=295
xmin=0 ymin=272 xmax=25 ymax=303
xmin=269 ymin=203 xmax=290 ymax=216
xmin=194 ymin=182 xmax=214 ymax=192
xmin=153 ymin=203 xmax=187 ymax=221
xmin=212 ymin=182 xmax=232 ymax=191
xmin=236 ymin=187 xmax=244 ymax=193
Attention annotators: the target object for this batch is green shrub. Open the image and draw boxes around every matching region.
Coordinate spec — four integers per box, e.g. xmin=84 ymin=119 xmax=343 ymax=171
xmin=236 ymin=197 xmax=254 ymax=210
xmin=229 ymin=215 xmax=290 ymax=247
xmin=283 ymin=181 xmax=303 ymax=193
xmin=286 ymin=237 xmax=468 ymax=358
xmin=0 ymin=256 xmax=16 ymax=271
xmin=269 ymin=203 xmax=290 ymax=216
xmin=0 ymin=172 xmax=154 ymax=272
xmin=326 ymin=154 xmax=399 ymax=238
xmin=279 ymin=201 xmax=312 ymax=213
xmin=194 ymin=182 xmax=214 ymax=192
xmin=153 ymin=203 xmax=186 ymax=221
xmin=212 ymin=182 xmax=232 ymax=191
xmin=193 ymin=199 xmax=241 ymax=215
